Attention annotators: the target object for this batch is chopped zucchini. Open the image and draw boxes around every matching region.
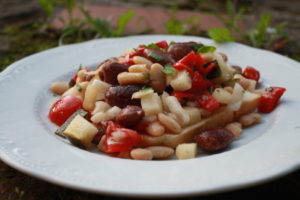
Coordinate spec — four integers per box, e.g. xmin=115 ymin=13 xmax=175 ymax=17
xmin=55 ymin=109 xmax=88 ymax=138
xmin=63 ymin=115 xmax=98 ymax=149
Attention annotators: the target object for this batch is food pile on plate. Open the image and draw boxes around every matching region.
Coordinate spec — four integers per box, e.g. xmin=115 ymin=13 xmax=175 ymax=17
xmin=48 ymin=40 xmax=286 ymax=160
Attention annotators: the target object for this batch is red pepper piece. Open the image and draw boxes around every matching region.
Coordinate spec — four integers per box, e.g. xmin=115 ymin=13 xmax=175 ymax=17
xmin=188 ymin=71 xmax=212 ymax=93
xmin=242 ymin=66 xmax=260 ymax=81
xmin=103 ymin=121 xmax=141 ymax=153
xmin=136 ymin=46 xmax=146 ymax=54
xmin=173 ymin=63 xmax=193 ymax=74
xmin=198 ymin=92 xmax=220 ymax=112
xmin=172 ymin=91 xmax=195 ymax=99
xmin=177 ymin=51 xmax=196 ymax=67
xmin=258 ymin=87 xmax=286 ymax=113
xmin=155 ymin=40 xmax=168 ymax=49
xmin=194 ymin=54 xmax=205 ymax=74
xmin=204 ymin=62 xmax=216 ymax=74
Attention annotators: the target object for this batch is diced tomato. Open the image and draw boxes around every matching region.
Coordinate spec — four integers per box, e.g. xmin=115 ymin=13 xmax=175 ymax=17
xmin=128 ymin=52 xmax=139 ymax=58
xmin=188 ymin=71 xmax=212 ymax=93
xmin=103 ymin=121 xmax=141 ymax=153
xmin=72 ymin=67 xmax=90 ymax=83
xmin=136 ymin=46 xmax=146 ymax=54
xmin=48 ymin=95 xmax=82 ymax=126
xmin=242 ymin=66 xmax=260 ymax=81
xmin=258 ymin=87 xmax=286 ymax=113
xmin=155 ymin=40 xmax=168 ymax=49
xmin=120 ymin=54 xmax=135 ymax=65
xmin=198 ymin=92 xmax=220 ymax=112
xmin=172 ymin=91 xmax=195 ymax=99
xmin=173 ymin=63 xmax=193 ymax=73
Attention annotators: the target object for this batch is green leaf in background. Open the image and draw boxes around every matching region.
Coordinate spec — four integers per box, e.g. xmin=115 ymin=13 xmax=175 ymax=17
xmin=66 ymin=0 xmax=76 ymax=18
xmin=208 ymin=28 xmax=235 ymax=43
xmin=254 ymin=13 xmax=271 ymax=47
xmin=38 ymin=0 xmax=54 ymax=17
xmin=80 ymin=6 xmax=113 ymax=37
xmin=145 ymin=43 xmax=160 ymax=49
xmin=275 ymin=22 xmax=287 ymax=35
xmin=165 ymin=16 xmax=184 ymax=35
xmin=114 ymin=9 xmax=135 ymax=37
xmin=197 ymin=46 xmax=217 ymax=53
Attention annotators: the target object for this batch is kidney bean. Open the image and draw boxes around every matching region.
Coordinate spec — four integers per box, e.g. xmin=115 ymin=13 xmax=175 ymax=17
xmin=143 ymin=48 xmax=175 ymax=65
xmin=194 ymin=128 xmax=234 ymax=152
xmin=115 ymin=106 xmax=144 ymax=128
xmin=105 ymin=85 xmax=142 ymax=108
xmin=99 ymin=62 xmax=129 ymax=85
xmin=167 ymin=42 xmax=198 ymax=61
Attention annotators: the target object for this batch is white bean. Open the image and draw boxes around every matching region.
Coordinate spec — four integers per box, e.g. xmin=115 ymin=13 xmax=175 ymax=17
xmin=133 ymin=56 xmax=153 ymax=68
xmin=239 ymin=113 xmax=262 ymax=127
xmin=225 ymin=122 xmax=243 ymax=139
xmin=158 ymin=113 xmax=181 ymax=134
xmin=150 ymin=63 xmax=166 ymax=93
xmin=130 ymin=148 xmax=153 ymax=160
xmin=117 ymin=72 xmax=148 ymax=85
xmin=146 ymin=146 xmax=174 ymax=159
xmin=50 ymin=82 xmax=69 ymax=95
xmin=146 ymin=121 xmax=165 ymax=137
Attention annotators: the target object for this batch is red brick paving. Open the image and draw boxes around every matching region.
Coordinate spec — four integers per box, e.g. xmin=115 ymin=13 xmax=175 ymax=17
xmin=52 ymin=5 xmax=224 ymax=34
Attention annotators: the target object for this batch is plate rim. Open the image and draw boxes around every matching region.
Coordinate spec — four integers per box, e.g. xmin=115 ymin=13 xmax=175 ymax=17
xmin=1 ymin=34 xmax=300 ymax=198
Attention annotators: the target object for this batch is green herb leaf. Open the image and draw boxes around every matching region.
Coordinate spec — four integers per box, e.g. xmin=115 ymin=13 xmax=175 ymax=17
xmin=208 ymin=28 xmax=235 ymax=43
xmin=148 ymin=52 xmax=164 ymax=61
xmin=169 ymin=41 xmax=176 ymax=45
xmin=162 ymin=63 xmax=177 ymax=75
xmin=145 ymin=43 xmax=160 ymax=49
xmin=197 ymin=46 xmax=217 ymax=53
xmin=114 ymin=9 xmax=135 ymax=37
xmin=77 ymin=64 xmax=83 ymax=71
xmin=38 ymin=0 xmax=54 ymax=16
xmin=191 ymin=43 xmax=204 ymax=51
xmin=254 ymin=13 xmax=271 ymax=47
xmin=141 ymin=87 xmax=152 ymax=92
xmin=76 ymin=84 xmax=82 ymax=92
xmin=233 ymin=70 xmax=242 ymax=75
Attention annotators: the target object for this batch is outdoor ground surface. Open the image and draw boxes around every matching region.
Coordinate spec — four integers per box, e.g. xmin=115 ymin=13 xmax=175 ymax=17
xmin=1 ymin=1 xmax=300 ymax=199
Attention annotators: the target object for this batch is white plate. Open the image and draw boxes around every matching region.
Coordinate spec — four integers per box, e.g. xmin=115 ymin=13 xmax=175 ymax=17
xmin=0 ymin=35 xmax=300 ymax=198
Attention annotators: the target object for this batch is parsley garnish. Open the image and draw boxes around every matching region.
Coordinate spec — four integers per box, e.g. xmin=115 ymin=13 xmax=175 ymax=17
xmin=233 ymin=70 xmax=242 ymax=75
xmin=145 ymin=43 xmax=160 ymax=49
xmin=148 ymin=52 xmax=164 ymax=61
xmin=77 ymin=64 xmax=83 ymax=71
xmin=76 ymin=84 xmax=82 ymax=92
xmin=141 ymin=87 xmax=152 ymax=92
xmin=191 ymin=43 xmax=204 ymax=51
xmin=162 ymin=63 xmax=177 ymax=75
xmin=169 ymin=41 xmax=176 ymax=45
xmin=197 ymin=46 xmax=217 ymax=53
